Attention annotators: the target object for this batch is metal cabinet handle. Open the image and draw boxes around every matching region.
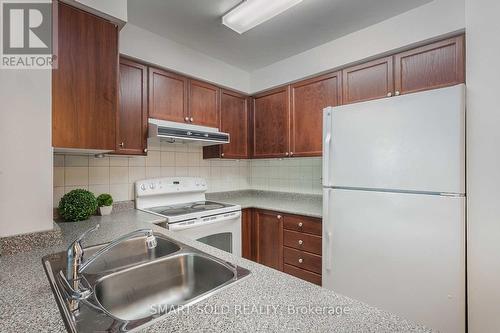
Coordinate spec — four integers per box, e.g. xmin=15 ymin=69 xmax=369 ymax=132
xmin=221 ymin=153 xmax=225 ymax=158
xmin=143 ymin=148 xmax=148 ymax=153
xmin=184 ymin=116 xmax=189 ymax=122
xmin=298 ymin=258 xmax=303 ymax=264
xmin=277 ymin=215 xmax=282 ymax=219
xmin=285 ymin=152 xmax=289 ymax=156
xmin=298 ymin=240 xmax=303 ymax=245
xmin=119 ymin=142 xmax=124 ymax=148
xmin=298 ymin=222 xmax=303 ymax=228
xmin=290 ymin=152 xmax=294 ymax=156
xmin=190 ymin=117 xmax=194 ymax=122
xmin=395 ymin=91 xmax=401 ymax=96
xmin=387 ymin=92 xmax=393 ymax=97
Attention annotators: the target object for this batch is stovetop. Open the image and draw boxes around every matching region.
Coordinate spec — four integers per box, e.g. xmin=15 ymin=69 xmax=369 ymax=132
xmin=145 ymin=201 xmax=236 ymax=218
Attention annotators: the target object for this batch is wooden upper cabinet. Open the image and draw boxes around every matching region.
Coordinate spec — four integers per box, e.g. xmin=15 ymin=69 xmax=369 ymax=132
xmin=203 ymin=90 xmax=249 ymax=159
xmin=188 ymin=80 xmax=220 ymax=128
xmin=115 ymin=58 xmax=148 ymax=155
xmin=255 ymin=210 xmax=283 ymax=271
xmin=52 ymin=2 xmax=118 ymax=150
xmin=342 ymin=56 xmax=394 ymax=105
xmin=394 ymin=35 xmax=465 ymax=95
xmin=148 ymin=67 xmax=188 ymax=123
xmin=290 ymin=72 xmax=342 ymax=157
xmin=253 ymin=86 xmax=290 ymax=158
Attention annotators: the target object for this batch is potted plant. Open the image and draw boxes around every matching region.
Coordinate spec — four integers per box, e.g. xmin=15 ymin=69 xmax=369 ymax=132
xmin=58 ymin=189 xmax=98 ymax=222
xmin=97 ymin=193 xmax=113 ymax=216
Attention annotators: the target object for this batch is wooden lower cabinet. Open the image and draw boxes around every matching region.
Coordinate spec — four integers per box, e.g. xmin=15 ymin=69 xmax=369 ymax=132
xmin=241 ymin=208 xmax=255 ymax=261
xmin=254 ymin=210 xmax=284 ymax=271
xmin=283 ymin=264 xmax=322 ymax=286
xmin=241 ymin=209 xmax=322 ymax=285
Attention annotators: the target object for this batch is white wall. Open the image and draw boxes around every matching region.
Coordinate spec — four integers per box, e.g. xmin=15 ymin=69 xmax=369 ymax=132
xmin=465 ymin=0 xmax=500 ymax=331
xmin=120 ymin=24 xmax=251 ymax=94
xmin=0 ymin=70 xmax=53 ymax=237
xmin=250 ymin=158 xmax=322 ymax=194
xmin=250 ymin=0 xmax=465 ymax=92
xmin=72 ymin=0 xmax=127 ymax=22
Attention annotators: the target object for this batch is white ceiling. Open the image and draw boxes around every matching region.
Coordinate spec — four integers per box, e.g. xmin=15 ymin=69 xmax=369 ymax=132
xmin=127 ymin=0 xmax=432 ymax=71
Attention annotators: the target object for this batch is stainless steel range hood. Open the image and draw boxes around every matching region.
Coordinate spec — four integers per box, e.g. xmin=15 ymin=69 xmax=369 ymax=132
xmin=148 ymin=118 xmax=229 ymax=146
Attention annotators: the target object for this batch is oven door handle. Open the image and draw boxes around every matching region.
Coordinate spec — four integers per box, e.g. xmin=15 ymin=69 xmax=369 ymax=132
xmin=169 ymin=211 xmax=241 ymax=231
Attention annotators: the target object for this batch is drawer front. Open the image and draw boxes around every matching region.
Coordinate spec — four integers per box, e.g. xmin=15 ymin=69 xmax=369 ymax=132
xmin=284 ymin=247 xmax=322 ymax=274
xmin=283 ymin=214 xmax=322 ymax=236
xmin=283 ymin=230 xmax=322 ymax=255
xmin=284 ymin=264 xmax=321 ymax=286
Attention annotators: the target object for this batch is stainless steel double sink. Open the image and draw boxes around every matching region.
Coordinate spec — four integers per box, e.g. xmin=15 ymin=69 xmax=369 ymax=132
xmin=42 ymin=233 xmax=250 ymax=332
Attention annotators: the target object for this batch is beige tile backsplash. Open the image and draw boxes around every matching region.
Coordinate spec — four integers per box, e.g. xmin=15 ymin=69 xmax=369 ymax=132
xmin=53 ymin=142 xmax=322 ymax=207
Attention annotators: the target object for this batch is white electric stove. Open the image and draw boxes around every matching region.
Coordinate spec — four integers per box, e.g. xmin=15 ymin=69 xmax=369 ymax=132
xmin=135 ymin=177 xmax=241 ymax=256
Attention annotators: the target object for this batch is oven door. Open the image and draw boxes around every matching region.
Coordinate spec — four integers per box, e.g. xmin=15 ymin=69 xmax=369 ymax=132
xmin=169 ymin=211 xmax=241 ymax=257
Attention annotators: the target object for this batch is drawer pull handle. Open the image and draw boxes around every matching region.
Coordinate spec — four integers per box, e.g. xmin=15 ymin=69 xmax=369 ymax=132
xmin=277 ymin=215 xmax=282 ymax=219
xmin=298 ymin=222 xmax=303 ymax=228
xmin=298 ymin=240 xmax=303 ymax=245
xmin=298 ymin=258 xmax=303 ymax=264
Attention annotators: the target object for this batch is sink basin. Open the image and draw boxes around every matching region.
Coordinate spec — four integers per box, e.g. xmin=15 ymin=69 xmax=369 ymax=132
xmin=94 ymin=253 xmax=236 ymax=321
xmin=81 ymin=233 xmax=180 ymax=274
xmin=42 ymin=231 xmax=250 ymax=333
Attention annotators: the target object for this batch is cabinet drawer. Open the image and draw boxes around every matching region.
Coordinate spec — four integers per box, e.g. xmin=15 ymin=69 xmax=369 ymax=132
xmin=284 ymin=247 xmax=322 ymax=274
xmin=283 ymin=230 xmax=322 ymax=255
xmin=284 ymin=264 xmax=321 ymax=286
xmin=283 ymin=214 xmax=322 ymax=235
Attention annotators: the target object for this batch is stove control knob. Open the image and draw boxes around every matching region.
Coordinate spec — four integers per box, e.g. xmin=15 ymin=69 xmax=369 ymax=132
xmin=149 ymin=183 xmax=156 ymax=189
xmin=140 ymin=184 xmax=146 ymax=191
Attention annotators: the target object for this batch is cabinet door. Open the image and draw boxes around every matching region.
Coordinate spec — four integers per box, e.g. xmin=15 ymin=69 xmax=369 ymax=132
xmin=290 ymin=72 xmax=341 ymax=157
xmin=342 ymin=56 xmax=394 ymax=105
xmin=394 ymin=35 xmax=465 ymax=95
xmin=203 ymin=90 xmax=249 ymax=159
xmin=253 ymin=86 xmax=290 ymax=158
xmin=255 ymin=210 xmax=283 ymax=270
xmin=221 ymin=90 xmax=249 ymax=158
xmin=148 ymin=67 xmax=188 ymax=123
xmin=241 ymin=208 xmax=255 ymax=260
xmin=115 ymin=58 xmax=148 ymax=155
xmin=188 ymin=80 xmax=220 ymax=128
xmin=52 ymin=2 xmax=118 ymax=150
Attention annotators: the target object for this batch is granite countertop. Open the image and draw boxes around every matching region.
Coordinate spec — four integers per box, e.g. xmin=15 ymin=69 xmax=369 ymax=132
xmin=207 ymin=190 xmax=323 ymax=218
xmin=0 ymin=209 xmax=432 ymax=332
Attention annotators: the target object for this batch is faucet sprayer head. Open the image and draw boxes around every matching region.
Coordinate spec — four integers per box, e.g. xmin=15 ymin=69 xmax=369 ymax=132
xmin=146 ymin=234 xmax=157 ymax=249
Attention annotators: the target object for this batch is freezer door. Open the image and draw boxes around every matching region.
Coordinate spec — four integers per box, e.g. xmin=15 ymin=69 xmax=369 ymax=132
xmin=329 ymin=84 xmax=465 ymax=194
xmin=322 ymin=188 xmax=465 ymax=333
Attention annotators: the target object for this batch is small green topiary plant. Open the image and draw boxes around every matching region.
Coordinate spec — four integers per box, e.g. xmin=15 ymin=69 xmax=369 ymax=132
xmin=96 ymin=193 xmax=113 ymax=207
xmin=58 ymin=189 xmax=98 ymax=222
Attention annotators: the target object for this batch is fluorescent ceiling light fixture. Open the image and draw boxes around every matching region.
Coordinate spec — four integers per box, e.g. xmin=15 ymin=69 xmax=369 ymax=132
xmin=222 ymin=0 xmax=303 ymax=34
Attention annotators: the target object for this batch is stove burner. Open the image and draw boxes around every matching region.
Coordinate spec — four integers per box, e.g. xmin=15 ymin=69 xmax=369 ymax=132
xmin=191 ymin=203 xmax=224 ymax=210
xmin=146 ymin=201 xmax=234 ymax=218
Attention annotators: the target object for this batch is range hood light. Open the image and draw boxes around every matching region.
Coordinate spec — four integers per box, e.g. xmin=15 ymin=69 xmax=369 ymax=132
xmin=222 ymin=0 xmax=303 ymax=34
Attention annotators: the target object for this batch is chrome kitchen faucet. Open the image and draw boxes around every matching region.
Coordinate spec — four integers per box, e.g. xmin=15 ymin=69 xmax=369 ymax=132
xmin=62 ymin=225 xmax=157 ymax=312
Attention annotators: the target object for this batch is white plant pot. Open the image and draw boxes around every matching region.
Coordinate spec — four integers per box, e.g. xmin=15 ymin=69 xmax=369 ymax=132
xmin=99 ymin=205 xmax=112 ymax=216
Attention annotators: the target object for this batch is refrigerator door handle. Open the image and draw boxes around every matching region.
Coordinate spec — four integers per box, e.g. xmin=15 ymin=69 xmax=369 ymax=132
xmin=325 ymin=231 xmax=332 ymax=271
xmin=323 ymin=188 xmax=332 ymax=272
xmin=323 ymin=108 xmax=333 ymax=186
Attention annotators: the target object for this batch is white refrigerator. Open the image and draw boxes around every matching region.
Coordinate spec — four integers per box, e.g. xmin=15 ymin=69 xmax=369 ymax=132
xmin=322 ymin=84 xmax=466 ymax=333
